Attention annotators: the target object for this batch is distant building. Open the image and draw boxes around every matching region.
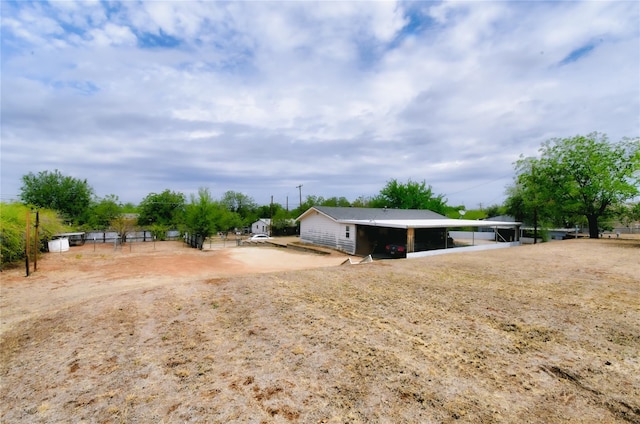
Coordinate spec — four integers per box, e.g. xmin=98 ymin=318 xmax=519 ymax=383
xmin=251 ymin=219 xmax=271 ymax=235
xmin=251 ymin=218 xmax=298 ymax=236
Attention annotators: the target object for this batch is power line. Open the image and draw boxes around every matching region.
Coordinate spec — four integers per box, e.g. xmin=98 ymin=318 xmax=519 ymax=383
xmin=447 ymin=174 xmax=513 ymax=196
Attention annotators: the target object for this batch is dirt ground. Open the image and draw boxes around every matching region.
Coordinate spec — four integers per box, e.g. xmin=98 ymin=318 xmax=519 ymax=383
xmin=1 ymin=237 xmax=639 ymax=423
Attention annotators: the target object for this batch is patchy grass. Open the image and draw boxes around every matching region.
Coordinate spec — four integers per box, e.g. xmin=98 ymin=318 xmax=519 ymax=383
xmin=1 ymin=238 xmax=639 ymax=423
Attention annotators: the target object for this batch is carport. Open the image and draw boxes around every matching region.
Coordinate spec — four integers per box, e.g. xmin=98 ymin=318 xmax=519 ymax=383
xmin=297 ymin=206 xmax=521 ymax=258
xmin=346 ymin=218 xmax=521 ymax=257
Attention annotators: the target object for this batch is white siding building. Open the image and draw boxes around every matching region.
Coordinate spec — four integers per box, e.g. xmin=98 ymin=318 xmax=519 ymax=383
xmin=297 ymin=206 xmax=521 ymax=257
xmin=298 ymin=210 xmax=355 ymax=253
xmin=251 ymin=218 xmax=271 ymax=235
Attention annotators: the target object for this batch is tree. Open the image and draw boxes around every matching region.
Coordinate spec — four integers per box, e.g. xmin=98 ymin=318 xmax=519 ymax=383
xmin=508 ymin=133 xmax=640 ymax=238
xmin=293 ymin=195 xmax=326 ymax=217
xmin=121 ymin=202 xmax=138 ymax=214
xmin=220 ymin=191 xmax=257 ymax=223
xmin=614 ymin=201 xmax=640 ymax=233
xmin=321 ymin=196 xmax=351 ymax=207
xmin=631 ymin=202 xmax=640 ymax=224
xmin=1 ymin=203 xmax=67 ymax=267
xmin=351 ymin=195 xmax=374 ymax=208
xmin=504 ymin=184 xmax=528 ymax=222
xmin=185 ymin=188 xmax=218 ymax=248
xmin=110 ymin=215 xmax=136 ymax=244
xmin=371 ymin=179 xmax=448 ymax=214
xmin=484 ymin=204 xmax=505 ymax=218
xmin=20 ymin=170 xmax=94 ymax=224
xmin=504 ymin=159 xmax=557 ymax=243
xmin=255 ymin=202 xmax=290 ymax=222
xmin=137 ymin=190 xmax=186 ymax=228
xmin=214 ymin=205 xmax=244 ymax=232
xmin=271 ymin=208 xmax=295 ymax=234
xmin=85 ymin=195 xmax=122 ymax=229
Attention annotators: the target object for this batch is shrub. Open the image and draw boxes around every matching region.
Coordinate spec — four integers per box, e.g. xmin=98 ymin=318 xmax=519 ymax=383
xmin=0 ymin=203 xmax=67 ymax=268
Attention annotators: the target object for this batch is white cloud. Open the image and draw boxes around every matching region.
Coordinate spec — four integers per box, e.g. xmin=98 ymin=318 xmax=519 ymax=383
xmin=88 ymin=23 xmax=137 ymax=47
xmin=1 ymin=1 xmax=638 ymax=207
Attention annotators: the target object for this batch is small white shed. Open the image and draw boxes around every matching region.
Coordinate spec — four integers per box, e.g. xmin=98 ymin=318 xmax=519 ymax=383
xmin=251 ymin=218 xmax=271 ymax=235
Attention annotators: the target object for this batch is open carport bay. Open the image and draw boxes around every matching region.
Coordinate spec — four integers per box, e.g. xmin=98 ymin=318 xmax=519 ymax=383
xmin=356 ymin=225 xmax=456 ymax=258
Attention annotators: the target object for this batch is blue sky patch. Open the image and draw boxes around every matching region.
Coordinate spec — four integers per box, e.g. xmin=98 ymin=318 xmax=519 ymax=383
xmin=559 ymin=43 xmax=595 ymax=66
xmin=136 ymin=30 xmax=182 ymax=49
xmin=388 ymin=4 xmax=438 ymax=51
xmin=50 ymin=80 xmax=100 ymax=96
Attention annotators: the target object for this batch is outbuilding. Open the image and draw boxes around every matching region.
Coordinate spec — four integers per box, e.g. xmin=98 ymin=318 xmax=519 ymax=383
xmin=296 ymin=206 xmax=521 ymax=258
xmin=251 ymin=218 xmax=271 ymax=235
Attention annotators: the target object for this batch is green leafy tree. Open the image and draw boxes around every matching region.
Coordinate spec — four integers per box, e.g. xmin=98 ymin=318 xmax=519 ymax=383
xmin=461 ymin=209 xmax=489 ymax=220
xmin=271 ymin=208 xmax=296 ymax=234
xmin=185 ymin=188 xmax=218 ymax=246
xmin=256 ymin=202 xmax=289 ymax=221
xmin=137 ymin=190 xmax=186 ymax=228
xmin=351 ymin=195 xmax=374 ymax=208
xmin=121 ymin=202 xmax=138 ymax=213
xmin=255 ymin=205 xmax=271 ymax=221
xmin=631 ymin=202 xmax=640 ymax=223
xmin=614 ymin=201 xmax=640 ymax=233
xmin=508 ymin=133 xmax=640 ymax=238
xmin=504 ymin=185 xmax=529 ymax=222
xmin=85 ymin=195 xmax=122 ymax=229
xmin=293 ymin=195 xmax=326 ymax=217
xmin=20 ymin=170 xmax=94 ymax=224
xmin=321 ymin=196 xmax=351 ymax=207
xmin=484 ymin=204 xmax=505 ymax=218
xmin=506 ymin=157 xmax=572 ymax=242
xmin=215 ymin=205 xmax=244 ymax=232
xmin=220 ymin=191 xmax=257 ymax=223
xmin=371 ymin=179 xmax=448 ymax=214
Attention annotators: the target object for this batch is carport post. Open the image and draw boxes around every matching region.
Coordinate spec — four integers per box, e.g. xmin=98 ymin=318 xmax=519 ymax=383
xmin=444 ymin=227 xmax=448 ymax=249
xmin=406 ymin=227 xmax=415 ymax=253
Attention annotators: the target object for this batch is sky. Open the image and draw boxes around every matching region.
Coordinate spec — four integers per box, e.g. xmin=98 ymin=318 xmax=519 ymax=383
xmin=1 ymin=1 xmax=639 ymax=210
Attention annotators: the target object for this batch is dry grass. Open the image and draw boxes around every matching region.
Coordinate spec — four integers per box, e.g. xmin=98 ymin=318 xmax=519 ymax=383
xmin=1 ymin=237 xmax=639 ymax=423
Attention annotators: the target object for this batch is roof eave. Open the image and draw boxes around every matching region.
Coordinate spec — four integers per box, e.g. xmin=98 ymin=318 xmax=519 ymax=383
xmin=338 ymin=219 xmax=521 ymax=229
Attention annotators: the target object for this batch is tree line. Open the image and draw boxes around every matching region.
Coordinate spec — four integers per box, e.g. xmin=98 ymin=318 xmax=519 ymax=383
xmin=2 ymin=132 xmax=639 ymax=266
xmin=14 ymin=173 xmax=466 ymax=237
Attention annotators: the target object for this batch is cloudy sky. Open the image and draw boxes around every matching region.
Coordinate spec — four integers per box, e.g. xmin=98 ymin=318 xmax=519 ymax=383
xmin=2 ymin=1 xmax=639 ymax=209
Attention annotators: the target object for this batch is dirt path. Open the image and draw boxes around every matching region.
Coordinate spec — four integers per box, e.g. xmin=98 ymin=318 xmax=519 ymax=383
xmin=0 ymin=241 xmax=349 ymax=332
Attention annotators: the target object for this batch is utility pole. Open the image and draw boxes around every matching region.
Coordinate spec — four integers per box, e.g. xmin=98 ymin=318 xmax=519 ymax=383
xmin=296 ymin=184 xmax=303 ymax=210
xmin=270 ymin=195 xmax=273 ymax=236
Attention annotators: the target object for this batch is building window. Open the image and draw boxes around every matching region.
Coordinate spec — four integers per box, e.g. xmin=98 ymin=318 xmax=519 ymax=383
xmin=345 ymin=225 xmax=350 ymax=239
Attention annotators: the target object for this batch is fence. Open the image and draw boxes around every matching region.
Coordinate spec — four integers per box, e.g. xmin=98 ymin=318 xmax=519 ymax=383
xmin=184 ymin=233 xmax=205 ymax=249
xmin=84 ymin=230 xmax=182 ymax=243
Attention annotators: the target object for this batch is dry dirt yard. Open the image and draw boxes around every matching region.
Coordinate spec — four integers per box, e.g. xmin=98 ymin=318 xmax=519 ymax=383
xmin=1 ymin=237 xmax=639 ymax=423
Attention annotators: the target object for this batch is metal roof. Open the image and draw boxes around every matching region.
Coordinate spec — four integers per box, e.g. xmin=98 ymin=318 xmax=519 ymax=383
xmin=297 ymin=207 xmax=520 ymax=229
xmin=338 ymin=218 xmax=521 ymax=229
xmin=297 ymin=206 xmax=446 ymax=221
